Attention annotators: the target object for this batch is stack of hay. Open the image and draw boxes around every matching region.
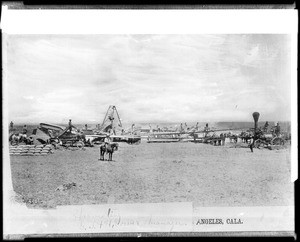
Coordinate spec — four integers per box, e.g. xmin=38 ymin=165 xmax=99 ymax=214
xmin=9 ymin=146 xmax=22 ymax=155
xmin=33 ymin=144 xmax=44 ymax=155
xmin=20 ymin=145 xmax=34 ymax=156
xmin=9 ymin=144 xmax=53 ymax=156
xmin=40 ymin=144 xmax=53 ymax=155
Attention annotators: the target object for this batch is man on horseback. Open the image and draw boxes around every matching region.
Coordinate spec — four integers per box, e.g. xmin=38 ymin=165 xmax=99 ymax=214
xmin=104 ymin=134 xmax=111 ymax=149
xmin=99 ymin=135 xmax=118 ymax=161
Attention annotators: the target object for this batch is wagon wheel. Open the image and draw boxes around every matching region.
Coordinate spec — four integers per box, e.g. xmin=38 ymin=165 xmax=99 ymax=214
xmin=76 ymin=141 xmax=84 ymax=148
xmin=65 ymin=141 xmax=72 ymax=148
xmin=254 ymin=139 xmax=264 ymax=148
xmin=271 ymin=137 xmax=285 ymax=146
xmin=134 ymin=139 xmax=141 ymax=145
xmin=50 ymin=141 xmax=57 ymax=148
xmin=50 ymin=138 xmax=59 ymax=148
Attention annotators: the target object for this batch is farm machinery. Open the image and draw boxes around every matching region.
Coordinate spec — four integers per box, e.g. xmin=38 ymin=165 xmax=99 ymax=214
xmin=34 ymin=122 xmax=89 ymax=148
xmin=253 ymin=128 xmax=286 ymax=148
xmin=202 ymin=134 xmax=226 ymax=146
xmin=83 ymin=105 xmax=141 ymax=145
xmin=250 ymin=112 xmax=286 ymax=149
xmin=56 ymin=125 xmax=86 ymax=148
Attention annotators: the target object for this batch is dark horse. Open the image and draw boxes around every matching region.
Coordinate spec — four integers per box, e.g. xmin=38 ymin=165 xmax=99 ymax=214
xmin=99 ymin=143 xmax=119 ymax=161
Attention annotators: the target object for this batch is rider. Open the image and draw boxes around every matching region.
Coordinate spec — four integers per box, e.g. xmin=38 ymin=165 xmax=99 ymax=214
xmin=104 ymin=134 xmax=111 ymax=149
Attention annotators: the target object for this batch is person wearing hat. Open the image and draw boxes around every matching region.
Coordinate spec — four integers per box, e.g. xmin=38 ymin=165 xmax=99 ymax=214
xmin=263 ymin=121 xmax=269 ymax=133
xmin=104 ymin=134 xmax=111 ymax=149
xmin=68 ymin=119 xmax=73 ymax=132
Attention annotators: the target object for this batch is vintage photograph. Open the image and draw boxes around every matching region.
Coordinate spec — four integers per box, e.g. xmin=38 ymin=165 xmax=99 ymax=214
xmin=5 ymin=34 xmax=293 ymax=207
xmin=3 ymin=30 xmax=295 ymax=236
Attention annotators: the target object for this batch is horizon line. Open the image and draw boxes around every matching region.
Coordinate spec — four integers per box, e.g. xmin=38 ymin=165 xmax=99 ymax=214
xmin=9 ymin=120 xmax=291 ymax=125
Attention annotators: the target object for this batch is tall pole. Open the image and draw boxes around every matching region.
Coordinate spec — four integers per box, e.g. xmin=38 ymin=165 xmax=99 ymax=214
xmin=252 ymin=112 xmax=260 ymax=140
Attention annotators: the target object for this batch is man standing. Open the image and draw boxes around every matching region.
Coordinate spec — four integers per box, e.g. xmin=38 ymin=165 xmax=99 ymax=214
xmin=9 ymin=121 xmax=15 ymax=133
xmin=249 ymin=143 xmax=254 ymax=152
xmin=204 ymin=123 xmax=210 ymax=137
xmin=275 ymin=122 xmax=281 ymax=136
xmin=68 ymin=119 xmax=73 ymax=132
xmin=22 ymin=125 xmax=28 ymax=135
xmin=263 ymin=121 xmax=269 ymax=132
xmin=180 ymin=123 xmax=184 ymax=133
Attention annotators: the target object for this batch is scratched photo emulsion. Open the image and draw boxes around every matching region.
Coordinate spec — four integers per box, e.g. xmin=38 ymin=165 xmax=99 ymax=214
xmin=4 ymin=34 xmax=294 ymax=236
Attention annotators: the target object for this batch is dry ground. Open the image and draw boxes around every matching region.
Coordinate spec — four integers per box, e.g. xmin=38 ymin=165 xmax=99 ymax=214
xmin=10 ymin=141 xmax=293 ymax=208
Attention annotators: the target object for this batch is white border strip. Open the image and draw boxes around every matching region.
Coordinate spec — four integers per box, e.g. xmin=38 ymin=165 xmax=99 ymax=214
xmin=291 ymin=33 xmax=298 ymax=182
xmin=1 ymin=7 xmax=298 ymax=34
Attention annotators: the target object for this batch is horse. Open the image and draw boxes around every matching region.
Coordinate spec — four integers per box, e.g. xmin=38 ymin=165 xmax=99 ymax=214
xmin=9 ymin=133 xmax=29 ymax=145
xmin=240 ymin=131 xmax=252 ymax=144
xmin=99 ymin=143 xmax=119 ymax=161
xmin=229 ymin=134 xmax=238 ymax=143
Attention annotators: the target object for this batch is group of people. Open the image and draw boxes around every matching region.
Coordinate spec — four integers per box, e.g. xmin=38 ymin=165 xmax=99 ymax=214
xmin=263 ymin=121 xmax=281 ymax=136
xmin=10 ymin=121 xmax=28 ymax=136
xmin=179 ymin=122 xmax=209 ymax=133
xmin=10 ymin=121 xmax=28 ymax=135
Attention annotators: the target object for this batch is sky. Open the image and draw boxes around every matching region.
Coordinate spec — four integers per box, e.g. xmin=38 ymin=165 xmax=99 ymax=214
xmin=5 ymin=34 xmax=291 ymax=125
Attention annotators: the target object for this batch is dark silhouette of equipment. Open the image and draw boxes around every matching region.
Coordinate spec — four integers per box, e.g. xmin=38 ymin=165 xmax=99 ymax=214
xmin=251 ymin=112 xmax=260 ymax=152
xmin=99 ymin=105 xmax=122 ymax=133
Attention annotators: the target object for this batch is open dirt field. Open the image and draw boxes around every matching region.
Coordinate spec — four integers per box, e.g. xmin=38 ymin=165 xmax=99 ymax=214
xmin=10 ymin=141 xmax=293 ymax=209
